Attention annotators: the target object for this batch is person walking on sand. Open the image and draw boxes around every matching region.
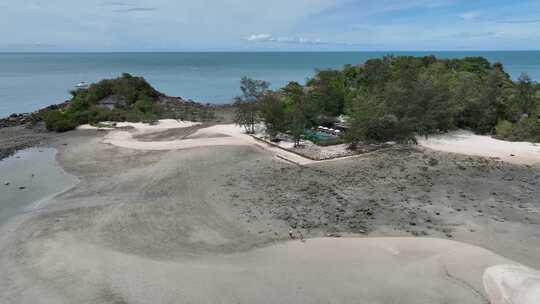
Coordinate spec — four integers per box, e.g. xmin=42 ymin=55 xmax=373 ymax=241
xmin=297 ymin=230 xmax=305 ymax=242
xmin=289 ymin=230 xmax=295 ymax=239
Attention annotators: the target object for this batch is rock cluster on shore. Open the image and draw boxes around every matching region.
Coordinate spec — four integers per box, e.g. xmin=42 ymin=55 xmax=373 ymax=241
xmin=0 ymin=113 xmax=32 ymax=128
xmin=224 ymin=147 xmax=540 ymax=246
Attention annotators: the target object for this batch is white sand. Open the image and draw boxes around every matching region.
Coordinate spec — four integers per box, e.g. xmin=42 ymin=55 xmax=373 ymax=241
xmin=103 ymin=131 xmax=251 ymax=150
xmin=98 ymin=121 xmax=318 ymax=165
xmin=2 ymin=235 xmax=518 ymax=304
xmin=78 ymin=119 xmax=200 ymax=131
xmin=418 ymin=130 xmax=540 ymax=165
xmin=88 ymin=122 xmax=540 ymax=166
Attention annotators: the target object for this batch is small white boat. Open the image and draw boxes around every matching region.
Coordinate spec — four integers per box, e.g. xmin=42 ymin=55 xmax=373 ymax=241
xmin=75 ymin=81 xmax=90 ymax=89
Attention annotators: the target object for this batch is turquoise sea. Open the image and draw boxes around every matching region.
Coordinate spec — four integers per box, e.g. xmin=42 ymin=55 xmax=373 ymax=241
xmin=1 ymin=51 xmax=539 ymax=117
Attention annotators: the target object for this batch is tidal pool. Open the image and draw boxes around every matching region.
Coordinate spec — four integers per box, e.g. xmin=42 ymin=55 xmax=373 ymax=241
xmin=0 ymin=148 xmax=78 ymax=226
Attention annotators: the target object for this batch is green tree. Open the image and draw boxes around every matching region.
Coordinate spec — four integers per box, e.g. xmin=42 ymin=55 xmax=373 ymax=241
xmin=476 ymin=68 xmax=513 ymax=133
xmin=233 ymin=77 xmax=269 ymax=134
xmin=410 ymin=65 xmax=456 ymax=138
xmin=516 ymin=73 xmax=538 ymax=115
xmin=345 ymin=92 xmax=379 ymax=148
xmin=307 ymin=69 xmax=346 ymax=117
xmin=259 ymin=93 xmax=286 ymax=140
xmin=450 ymin=72 xmax=482 ymax=129
xmin=283 ymin=82 xmax=307 ymax=147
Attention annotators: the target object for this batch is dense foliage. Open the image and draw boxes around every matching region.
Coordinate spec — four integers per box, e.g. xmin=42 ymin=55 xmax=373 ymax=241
xmin=233 ymin=77 xmax=269 ymax=134
xmin=250 ymin=56 xmax=539 ymax=145
xmin=44 ymin=73 xmax=163 ymax=132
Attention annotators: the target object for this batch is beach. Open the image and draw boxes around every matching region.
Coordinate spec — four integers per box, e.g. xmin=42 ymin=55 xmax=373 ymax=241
xmin=0 ymin=122 xmax=539 ymax=303
xmin=418 ymin=130 xmax=540 ymax=166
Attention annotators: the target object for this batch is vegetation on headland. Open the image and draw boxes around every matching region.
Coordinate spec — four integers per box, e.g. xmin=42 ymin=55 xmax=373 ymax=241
xmin=42 ymin=73 xmax=217 ymax=132
xmin=37 ymin=56 xmax=539 ymax=143
xmin=235 ymin=56 xmax=540 ymax=146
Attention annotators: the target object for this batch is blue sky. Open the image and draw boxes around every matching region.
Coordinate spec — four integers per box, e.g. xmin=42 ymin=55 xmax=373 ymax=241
xmin=1 ymin=0 xmax=539 ymax=51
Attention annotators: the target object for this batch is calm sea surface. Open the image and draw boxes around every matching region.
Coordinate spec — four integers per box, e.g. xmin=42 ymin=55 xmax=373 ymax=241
xmin=1 ymin=51 xmax=539 ymax=117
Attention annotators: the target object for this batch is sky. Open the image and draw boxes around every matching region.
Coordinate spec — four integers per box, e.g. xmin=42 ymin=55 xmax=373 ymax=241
xmin=1 ymin=0 xmax=539 ymax=51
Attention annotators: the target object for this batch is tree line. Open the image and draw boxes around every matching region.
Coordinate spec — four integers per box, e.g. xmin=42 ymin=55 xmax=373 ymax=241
xmin=234 ymin=56 xmax=540 ymax=146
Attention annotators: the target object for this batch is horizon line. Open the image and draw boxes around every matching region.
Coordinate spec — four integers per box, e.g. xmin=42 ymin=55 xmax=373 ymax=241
xmin=1 ymin=50 xmax=540 ymax=54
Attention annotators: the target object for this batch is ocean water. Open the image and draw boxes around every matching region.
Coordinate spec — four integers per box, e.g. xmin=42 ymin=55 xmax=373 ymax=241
xmin=0 ymin=51 xmax=539 ymax=117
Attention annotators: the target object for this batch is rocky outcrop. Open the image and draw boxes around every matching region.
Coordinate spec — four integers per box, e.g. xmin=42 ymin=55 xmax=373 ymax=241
xmin=484 ymin=264 xmax=540 ymax=304
xmin=0 ymin=101 xmax=70 ymax=129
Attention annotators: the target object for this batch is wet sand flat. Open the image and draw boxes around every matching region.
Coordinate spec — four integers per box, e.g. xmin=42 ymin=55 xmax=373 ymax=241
xmin=0 ymin=148 xmax=78 ymax=225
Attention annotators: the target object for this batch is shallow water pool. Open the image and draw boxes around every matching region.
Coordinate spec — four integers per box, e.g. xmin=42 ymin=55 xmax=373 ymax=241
xmin=0 ymin=148 xmax=78 ymax=226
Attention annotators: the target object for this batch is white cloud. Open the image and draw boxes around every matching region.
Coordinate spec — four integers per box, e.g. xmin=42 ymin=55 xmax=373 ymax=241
xmin=459 ymin=11 xmax=481 ymax=21
xmin=1 ymin=0 xmax=539 ymax=50
xmin=247 ymin=34 xmax=273 ymax=42
xmin=246 ymin=34 xmax=327 ymax=45
xmin=0 ymin=0 xmax=347 ymax=50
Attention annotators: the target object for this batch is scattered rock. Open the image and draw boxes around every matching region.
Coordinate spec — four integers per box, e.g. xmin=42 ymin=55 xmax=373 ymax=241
xmin=428 ymin=158 xmax=439 ymax=166
xmin=327 ymin=233 xmax=342 ymax=238
xmin=18 ymin=186 xmax=26 ymax=190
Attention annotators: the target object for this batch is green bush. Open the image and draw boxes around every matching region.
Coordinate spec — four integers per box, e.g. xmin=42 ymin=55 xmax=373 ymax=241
xmin=511 ymin=118 xmax=540 ymax=142
xmin=495 ymin=120 xmax=514 ymax=138
xmin=312 ymin=137 xmax=345 ymax=146
xmin=42 ymin=74 xmax=168 ymax=132
xmin=495 ymin=118 xmax=539 ymax=142
xmin=44 ymin=110 xmax=77 ymax=132
xmin=363 ymin=115 xmax=416 ymax=144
